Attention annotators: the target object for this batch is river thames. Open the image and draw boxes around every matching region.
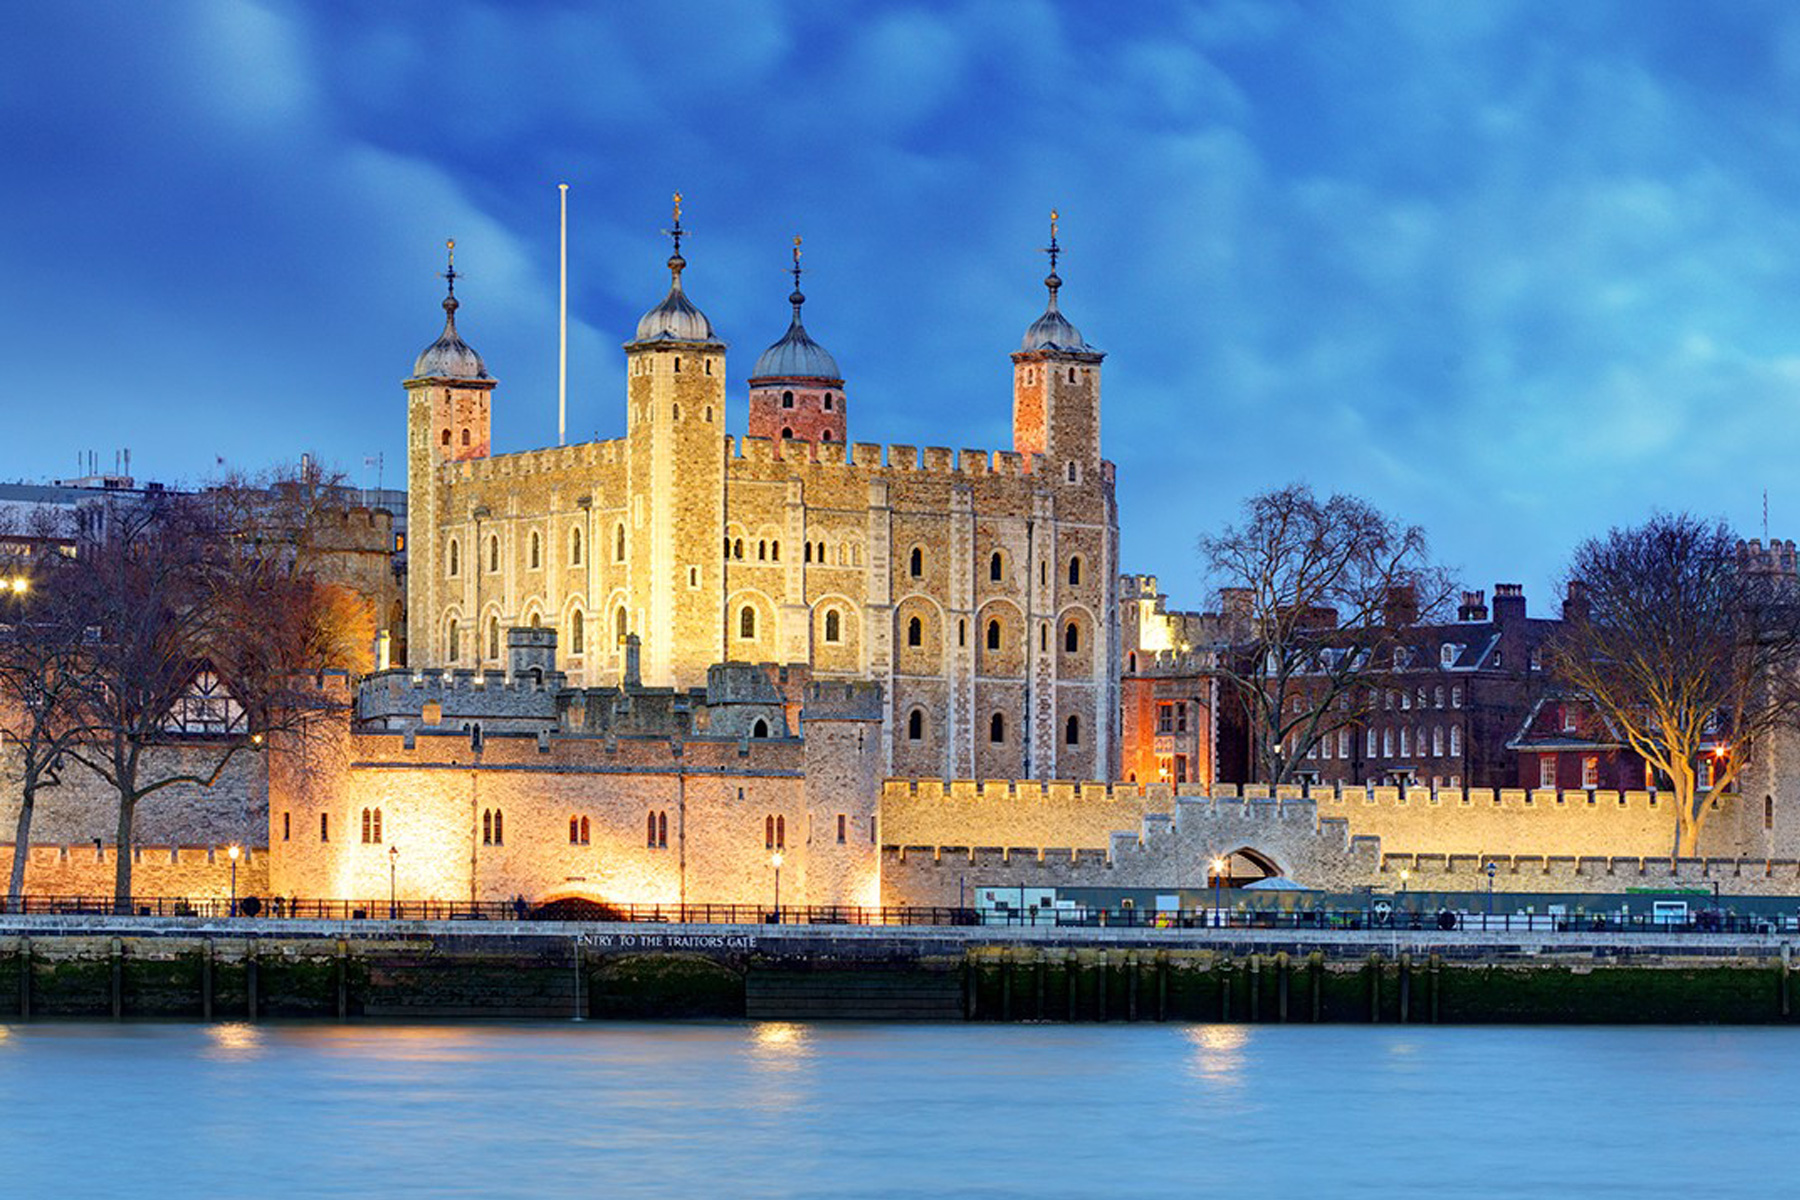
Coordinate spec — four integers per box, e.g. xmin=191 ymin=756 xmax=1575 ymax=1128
xmin=0 ymin=1021 xmax=1789 ymax=1198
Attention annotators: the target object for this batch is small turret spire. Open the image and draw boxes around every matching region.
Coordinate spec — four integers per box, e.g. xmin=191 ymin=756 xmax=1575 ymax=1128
xmin=1040 ymin=210 xmax=1061 ymax=311
xmin=662 ymin=192 xmax=687 ymax=285
xmin=441 ymin=238 xmax=460 ymax=318
xmin=789 ymin=234 xmax=805 ymax=318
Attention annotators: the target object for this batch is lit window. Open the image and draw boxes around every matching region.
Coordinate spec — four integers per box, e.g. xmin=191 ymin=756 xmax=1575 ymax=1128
xmin=1540 ymin=756 xmax=1557 ymax=790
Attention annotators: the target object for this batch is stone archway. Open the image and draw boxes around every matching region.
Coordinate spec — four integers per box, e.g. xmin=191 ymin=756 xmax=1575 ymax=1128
xmin=1208 ymin=847 xmax=1281 ymax=888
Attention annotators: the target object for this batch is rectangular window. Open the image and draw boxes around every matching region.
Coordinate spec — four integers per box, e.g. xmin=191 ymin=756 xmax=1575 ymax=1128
xmin=1582 ymin=755 xmax=1599 ymax=789
xmin=1340 ymin=729 xmax=1351 ymax=758
xmin=1174 ymin=754 xmax=1188 ymax=783
xmin=1699 ymin=759 xmax=1713 ymax=789
xmin=283 ymin=812 xmax=290 ymax=842
xmin=1156 ymin=703 xmax=1173 ymax=734
xmin=1540 ymin=755 xmax=1557 ymax=790
xmin=1562 ymin=706 xmax=1577 ymax=733
xmin=1175 ymin=702 xmax=1187 ymax=733
xmin=320 ymin=813 xmax=329 ymax=842
xmin=837 ymin=814 xmax=847 ymax=844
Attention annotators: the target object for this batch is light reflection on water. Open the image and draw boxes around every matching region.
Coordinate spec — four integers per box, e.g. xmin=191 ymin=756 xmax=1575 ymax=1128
xmin=0 ymin=1021 xmax=1794 ymax=1198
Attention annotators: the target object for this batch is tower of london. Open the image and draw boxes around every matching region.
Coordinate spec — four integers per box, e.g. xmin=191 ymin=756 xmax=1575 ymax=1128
xmin=404 ymin=208 xmax=1121 ymax=780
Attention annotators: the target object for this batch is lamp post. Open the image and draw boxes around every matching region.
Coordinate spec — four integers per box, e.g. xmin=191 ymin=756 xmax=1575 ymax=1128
xmin=389 ymin=844 xmax=398 ymax=920
xmin=228 ymin=844 xmax=240 ymax=917
xmin=771 ymin=850 xmax=783 ymax=922
xmin=1211 ymin=856 xmax=1226 ymax=929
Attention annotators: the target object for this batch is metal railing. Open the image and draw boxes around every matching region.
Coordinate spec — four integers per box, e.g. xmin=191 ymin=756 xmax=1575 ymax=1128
xmin=0 ymin=895 xmax=1791 ymax=936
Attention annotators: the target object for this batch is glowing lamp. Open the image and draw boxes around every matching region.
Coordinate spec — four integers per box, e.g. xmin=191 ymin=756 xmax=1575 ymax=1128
xmin=228 ymin=844 xmax=240 ymax=861
xmin=771 ymin=851 xmax=784 ymax=869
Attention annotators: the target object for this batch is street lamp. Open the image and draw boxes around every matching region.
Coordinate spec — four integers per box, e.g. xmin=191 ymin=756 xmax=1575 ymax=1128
xmin=228 ymin=844 xmax=240 ymax=917
xmin=1211 ymin=856 xmax=1226 ymax=929
xmin=389 ymin=844 xmax=399 ymax=919
xmin=771 ymin=851 xmax=784 ymax=922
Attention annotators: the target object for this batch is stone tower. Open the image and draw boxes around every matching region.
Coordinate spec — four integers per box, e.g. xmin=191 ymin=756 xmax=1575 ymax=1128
xmin=800 ymin=679 xmax=885 ymax=907
xmin=747 ymin=238 xmax=847 ymax=449
xmin=1010 ymin=213 xmax=1105 ymax=482
xmin=405 ymin=241 xmax=495 ymax=667
xmin=623 ymin=201 xmax=727 ymax=686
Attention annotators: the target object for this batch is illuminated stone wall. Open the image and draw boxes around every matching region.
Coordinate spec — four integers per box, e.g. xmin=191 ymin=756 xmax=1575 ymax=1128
xmin=405 ymin=306 xmax=1121 ymax=781
xmin=0 ymin=843 xmax=267 ymax=901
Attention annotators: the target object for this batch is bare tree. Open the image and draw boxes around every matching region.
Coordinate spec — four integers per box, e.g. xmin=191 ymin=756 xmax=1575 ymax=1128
xmin=0 ymin=515 xmax=90 ymax=906
xmin=1545 ymin=512 xmax=1800 ymax=858
xmin=1201 ymin=483 xmax=1455 ymax=785
xmin=59 ymin=474 xmax=352 ymax=909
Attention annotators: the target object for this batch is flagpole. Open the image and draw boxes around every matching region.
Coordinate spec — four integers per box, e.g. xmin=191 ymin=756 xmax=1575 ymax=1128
xmin=558 ymin=182 xmax=569 ymax=447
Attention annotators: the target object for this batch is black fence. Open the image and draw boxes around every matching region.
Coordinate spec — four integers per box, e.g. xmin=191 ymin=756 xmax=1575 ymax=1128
xmin=0 ymin=894 xmax=1792 ymax=936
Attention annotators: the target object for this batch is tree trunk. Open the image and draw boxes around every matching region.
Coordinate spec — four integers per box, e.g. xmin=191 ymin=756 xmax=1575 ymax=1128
xmin=112 ymin=788 xmax=135 ymax=914
xmin=7 ymin=778 xmax=34 ymax=910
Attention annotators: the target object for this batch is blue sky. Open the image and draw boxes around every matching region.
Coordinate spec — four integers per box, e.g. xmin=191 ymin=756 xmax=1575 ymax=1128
xmin=6 ymin=1 xmax=1800 ymax=613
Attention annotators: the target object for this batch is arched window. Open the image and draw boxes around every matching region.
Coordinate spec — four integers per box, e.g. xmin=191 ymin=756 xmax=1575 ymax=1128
xmin=1128 ymin=652 xmax=1137 ymax=673
xmin=657 ymin=812 xmax=667 ymax=847
xmin=492 ymin=809 xmax=503 ymax=845
xmin=448 ymin=621 xmax=461 ymax=662
xmin=740 ymin=606 xmax=757 ymax=639
xmin=1065 ymin=715 xmax=1081 ymax=746
xmin=361 ymin=808 xmax=372 ymax=844
xmin=909 ymin=547 xmax=923 ymax=577
xmin=1064 ymin=622 xmax=1080 ymax=653
xmin=461 ymin=428 xmax=471 ymax=446
xmin=448 ymin=540 xmax=460 ymax=576
xmin=823 ymin=392 xmax=834 ymax=411
xmin=824 ymin=609 xmax=841 ymax=643
xmin=752 ymin=717 xmax=769 ymax=738
xmin=529 ymin=531 xmax=540 ymax=569
xmin=570 ymin=609 xmax=584 ymax=654
xmin=1449 ymin=725 xmax=1462 ymax=756
xmin=758 ymin=540 xmax=767 ymax=561
xmin=765 ymin=815 xmax=775 ymax=849
xmin=373 ymin=809 xmax=382 ymax=843
xmin=989 ymin=712 xmax=1006 ymax=743
xmin=482 ymin=809 xmax=493 ymax=845
xmin=986 ymin=619 xmax=1001 ymax=650
xmin=782 ymin=390 xmax=794 ymax=408
xmin=615 ymin=606 xmax=628 ymax=644
xmin=570 ymin=816 xmax=581 ymax=844
xmin=907 ymin=616 xmax=922 ymax=647
xmin=615 ymin=523 xmax=626 ymax=562
xmin=1066 ymin=461 xmax=1077 ymax=483
xmin=821 ymin=431 xmax=832 ymax=442
xmin=571 ymin=527 xmax=583 ymax=565
xmin=526 ymin=610 xmax=541 ymax=629
xmin=781 ymin=427 xmax=793 ymax=440
xmin=649 ymin=812 xmax=659 ymax=848
xmin=776 ymin=815 xmax=785 ymax=848
xmin=734 ymin=538 xmax=745 ymax=559
xmin=441 ymin=429 xmax=451 ymax=446
xmin=771 ymin=541 xmax=780 ymax=561
xmin=1068 ymin=556 xmax=1082 ymax=586
xmin=989 ymin=551 xmax=1003 ymax=581
xmin=488 ymin=618 xmax=500 ymax=660
xmin=488 ymin=536 xmax=499 ymax=572
xmin=804 ymin=543 xmax=813 ymax=563
xmin=908 ymin=709 xmax=924 ymax=741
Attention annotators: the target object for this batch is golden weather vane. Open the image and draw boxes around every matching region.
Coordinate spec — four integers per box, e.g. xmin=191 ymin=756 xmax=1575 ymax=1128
xmin=672 ymin=192 xmax=682 ymax=223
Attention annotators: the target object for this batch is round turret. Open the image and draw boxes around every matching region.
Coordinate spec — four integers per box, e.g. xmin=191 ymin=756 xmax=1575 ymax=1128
xmin=751 ymin=292 xmax=841 ymax=383
xmin=747 ymin=239 xmax=848 ymax=448
xmin=412 ymin=293 xmax=489 ymax=380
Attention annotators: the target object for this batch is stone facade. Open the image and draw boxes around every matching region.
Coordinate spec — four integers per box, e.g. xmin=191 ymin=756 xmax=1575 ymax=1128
xmin=403 ymin=228 xmax=1120 ymax=782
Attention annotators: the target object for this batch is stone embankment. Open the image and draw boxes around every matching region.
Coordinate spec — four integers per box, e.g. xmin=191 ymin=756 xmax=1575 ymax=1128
xmin=0 ymin=916 xmax=1794 ymax=1024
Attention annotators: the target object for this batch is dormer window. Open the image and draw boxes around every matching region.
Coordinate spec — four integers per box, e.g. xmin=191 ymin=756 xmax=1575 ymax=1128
xmin=1440 ymin=644 xmax=1457 ymax=667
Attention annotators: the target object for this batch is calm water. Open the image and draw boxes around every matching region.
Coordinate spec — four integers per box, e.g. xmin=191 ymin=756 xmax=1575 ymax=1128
xmin=0 ymin=1020 xmax=1790 ymax=1198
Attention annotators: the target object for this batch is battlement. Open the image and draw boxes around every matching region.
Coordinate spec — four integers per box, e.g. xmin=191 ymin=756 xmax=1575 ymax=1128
xmin=1126 ymin=647 xmax=1216 ymax=674
xmin=721 ymin=439 xmax=1070 ymax=480
xmin=1376 ymin=850 xmax=1800 ymax=895
xmin=802 ymin=679 xmax=884 ymax=721
xmin=452 ymin=437 xmax=627 ymax=483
